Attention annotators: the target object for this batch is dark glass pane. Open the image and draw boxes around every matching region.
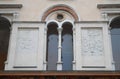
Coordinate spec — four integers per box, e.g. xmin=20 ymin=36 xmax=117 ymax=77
xmin=111 ymin=28 xmax=120 ymax=70
xmin=62 ymin=23 xmax=73 ymax=70
xmin=47 ymin=23 xmax=58 ymax=70
xmin=47 ymin=34 xmax=58 ymax=70
xmin=62 ymin=34 xmax=73 ymax=70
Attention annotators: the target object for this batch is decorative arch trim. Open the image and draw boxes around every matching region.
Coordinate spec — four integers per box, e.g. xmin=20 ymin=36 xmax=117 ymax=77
xmin=41 ymin=5 xmax=79 ymax=22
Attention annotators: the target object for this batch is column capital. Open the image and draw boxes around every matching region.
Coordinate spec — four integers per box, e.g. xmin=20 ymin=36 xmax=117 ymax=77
xmin=72 ymin=27 xmax=75 ymax=31
xmin=44 ymin=27 xmax=48 ymax=31
xmin=57 ymin=27 xmax=63 ymax=32
xmin=108 ymin=26 xmax=111 ymax=30
xmin=13 ymin=12 xmax=19 ymax=20
xmin=101 ymin=12 xmax=108 ymax=20
xmin=44 ymin=27 xmax=47 ymax=35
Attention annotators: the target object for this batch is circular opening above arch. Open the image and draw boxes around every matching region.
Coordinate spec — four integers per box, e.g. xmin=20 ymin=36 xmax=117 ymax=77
xmin=57 ymin=14 xmax=64 ymax=20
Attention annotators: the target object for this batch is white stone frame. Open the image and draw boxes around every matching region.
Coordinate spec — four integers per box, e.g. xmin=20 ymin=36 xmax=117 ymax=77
xmin=44 ymin=20 xmax=76 ymax=70
xmin=75 ymin=22 xmax=114 ymax=70
xmin=100 ymin=8 xmax=120 ymax=21
xmin=5 ymin=22 xmax=45 ymax=71
xmin=0 ymin=10 xmax=20 ymax=22
xmin=0 ymin=10 xmax=22 ymax=70
xmin=98 ymin=6 xmax=120 ymax=70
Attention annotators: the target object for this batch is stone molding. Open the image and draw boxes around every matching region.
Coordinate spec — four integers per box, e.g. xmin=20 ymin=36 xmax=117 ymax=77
xmin=0 ymin=4 xmax=22 ymax=9
xmin=97 ymin=4 xmax=120 ymax=9
xmin=41 ymin=5 xmax=79 ymax=22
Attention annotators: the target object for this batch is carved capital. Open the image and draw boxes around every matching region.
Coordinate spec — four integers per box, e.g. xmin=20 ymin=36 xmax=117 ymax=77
xmin=72 ymin=27 xmax=75 ymax=31
xmin=57 ymin=27 xmax=63 ymax=33
xmin=72 ymin=27 xmax=76 ymax=35
xmin=101 ymin=13 xmax=108 ymax=20
xmin=13 ymin=12 xmax=19 ymax=20
xmin=44 ymin=27 xmax=48 ymax=34
xmin=108 ymin=26 xmax=112 ymax=30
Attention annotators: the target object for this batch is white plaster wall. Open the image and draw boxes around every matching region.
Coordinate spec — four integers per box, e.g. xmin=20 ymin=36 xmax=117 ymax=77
xmin=102 ymin=0 xmax=120 ymax=4
xmin=0 ymin=0 xmax=105 ymax=21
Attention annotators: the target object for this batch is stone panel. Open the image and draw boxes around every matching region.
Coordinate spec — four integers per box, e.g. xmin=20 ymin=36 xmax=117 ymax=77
xmin=81 ymin=27 xmax=105 ymax=67
xmin=14 ymin=28 xmax=39 ymax=67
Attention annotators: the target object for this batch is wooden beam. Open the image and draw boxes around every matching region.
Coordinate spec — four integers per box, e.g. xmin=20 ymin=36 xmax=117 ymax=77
xmin=0 ymin=71 xmax=120 ymax=77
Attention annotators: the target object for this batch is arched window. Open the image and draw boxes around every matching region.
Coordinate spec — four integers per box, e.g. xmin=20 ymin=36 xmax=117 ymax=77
xmin=43 ymin=5 xmax=78 ymax=70
xmin=47 ymin=22 xmax=58 ymax=70
xmin=0 ymin=16 xmax=11 ymax=70
xmin=62 ymin=22 xmax=73 ymax=70
xmin=46 ymin=21 xmax=74 ymax=71
xmin=110 ymin=16 xmax=120 ymax=70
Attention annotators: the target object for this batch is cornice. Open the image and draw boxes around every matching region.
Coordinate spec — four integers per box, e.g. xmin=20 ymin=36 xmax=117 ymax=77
xmin=97 ymin=4 xmax=120 ymax=9
xmin=0 ymin=4 xmax=22 ymax=9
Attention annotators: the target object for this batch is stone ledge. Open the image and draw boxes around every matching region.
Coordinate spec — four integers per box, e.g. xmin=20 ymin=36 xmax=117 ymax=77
xmin=0 ymin=4 xmax=22 ymax=9
xmin=75 ymin=21 xmax=108 ymax=23
xmin=97 ymin=4 xmax=120 ymax=9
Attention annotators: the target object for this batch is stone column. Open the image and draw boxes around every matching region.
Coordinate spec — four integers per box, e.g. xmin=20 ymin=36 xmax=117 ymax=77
xmin=5 ymin=26 xmax=12 ymax=66
xmin=43 ymin=27 xmax=47 ymax=70
xmin=57 ymin=27 xmax=63 ymax=70
xmin=72 ymin=27 xmax=76 ymax=70
xmin=108 ymin=27 xmax=115 ymax=70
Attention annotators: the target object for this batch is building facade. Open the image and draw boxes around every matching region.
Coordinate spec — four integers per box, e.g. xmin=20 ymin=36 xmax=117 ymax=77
xmin=0 ymin=0 xmax=120 ymax=79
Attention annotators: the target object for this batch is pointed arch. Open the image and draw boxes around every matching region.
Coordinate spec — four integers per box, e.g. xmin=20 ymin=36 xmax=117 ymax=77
xmin=41 ymin=4 xmax=79 ymax=22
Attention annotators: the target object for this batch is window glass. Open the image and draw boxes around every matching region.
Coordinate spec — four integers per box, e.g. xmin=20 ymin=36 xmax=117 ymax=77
xmin=111 ymin=28 xmax=120 ymax=70
xmin=47 ymin=23 xmax=58 ymax=70
xmin=62 ymin=23 xmax=73 ymax=70
xmin=110 ymin=16 xmax=120 ymax=70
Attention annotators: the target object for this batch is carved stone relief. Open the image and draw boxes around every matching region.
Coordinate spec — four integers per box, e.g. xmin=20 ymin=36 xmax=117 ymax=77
xmin=81 ymin=28 xmax=105 ymax=66
xmin=14 ymin=28 xmax=39 ymax=66
xmin=81 ymin=28 xmax=104 ymax=56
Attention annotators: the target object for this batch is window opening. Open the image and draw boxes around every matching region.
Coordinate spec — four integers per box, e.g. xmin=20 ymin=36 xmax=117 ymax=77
xmin=47 ymin=22 xmax=58 ymax=70
xmin=110 ymin=16 xmax=120 ymax=70
xmin=0 ymin=16 xmax=11 ymax=70
xmin=62 ymin=22 xmax=73 ymax=70
xmin=57 ymin=14 xmax=64 ymax=20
